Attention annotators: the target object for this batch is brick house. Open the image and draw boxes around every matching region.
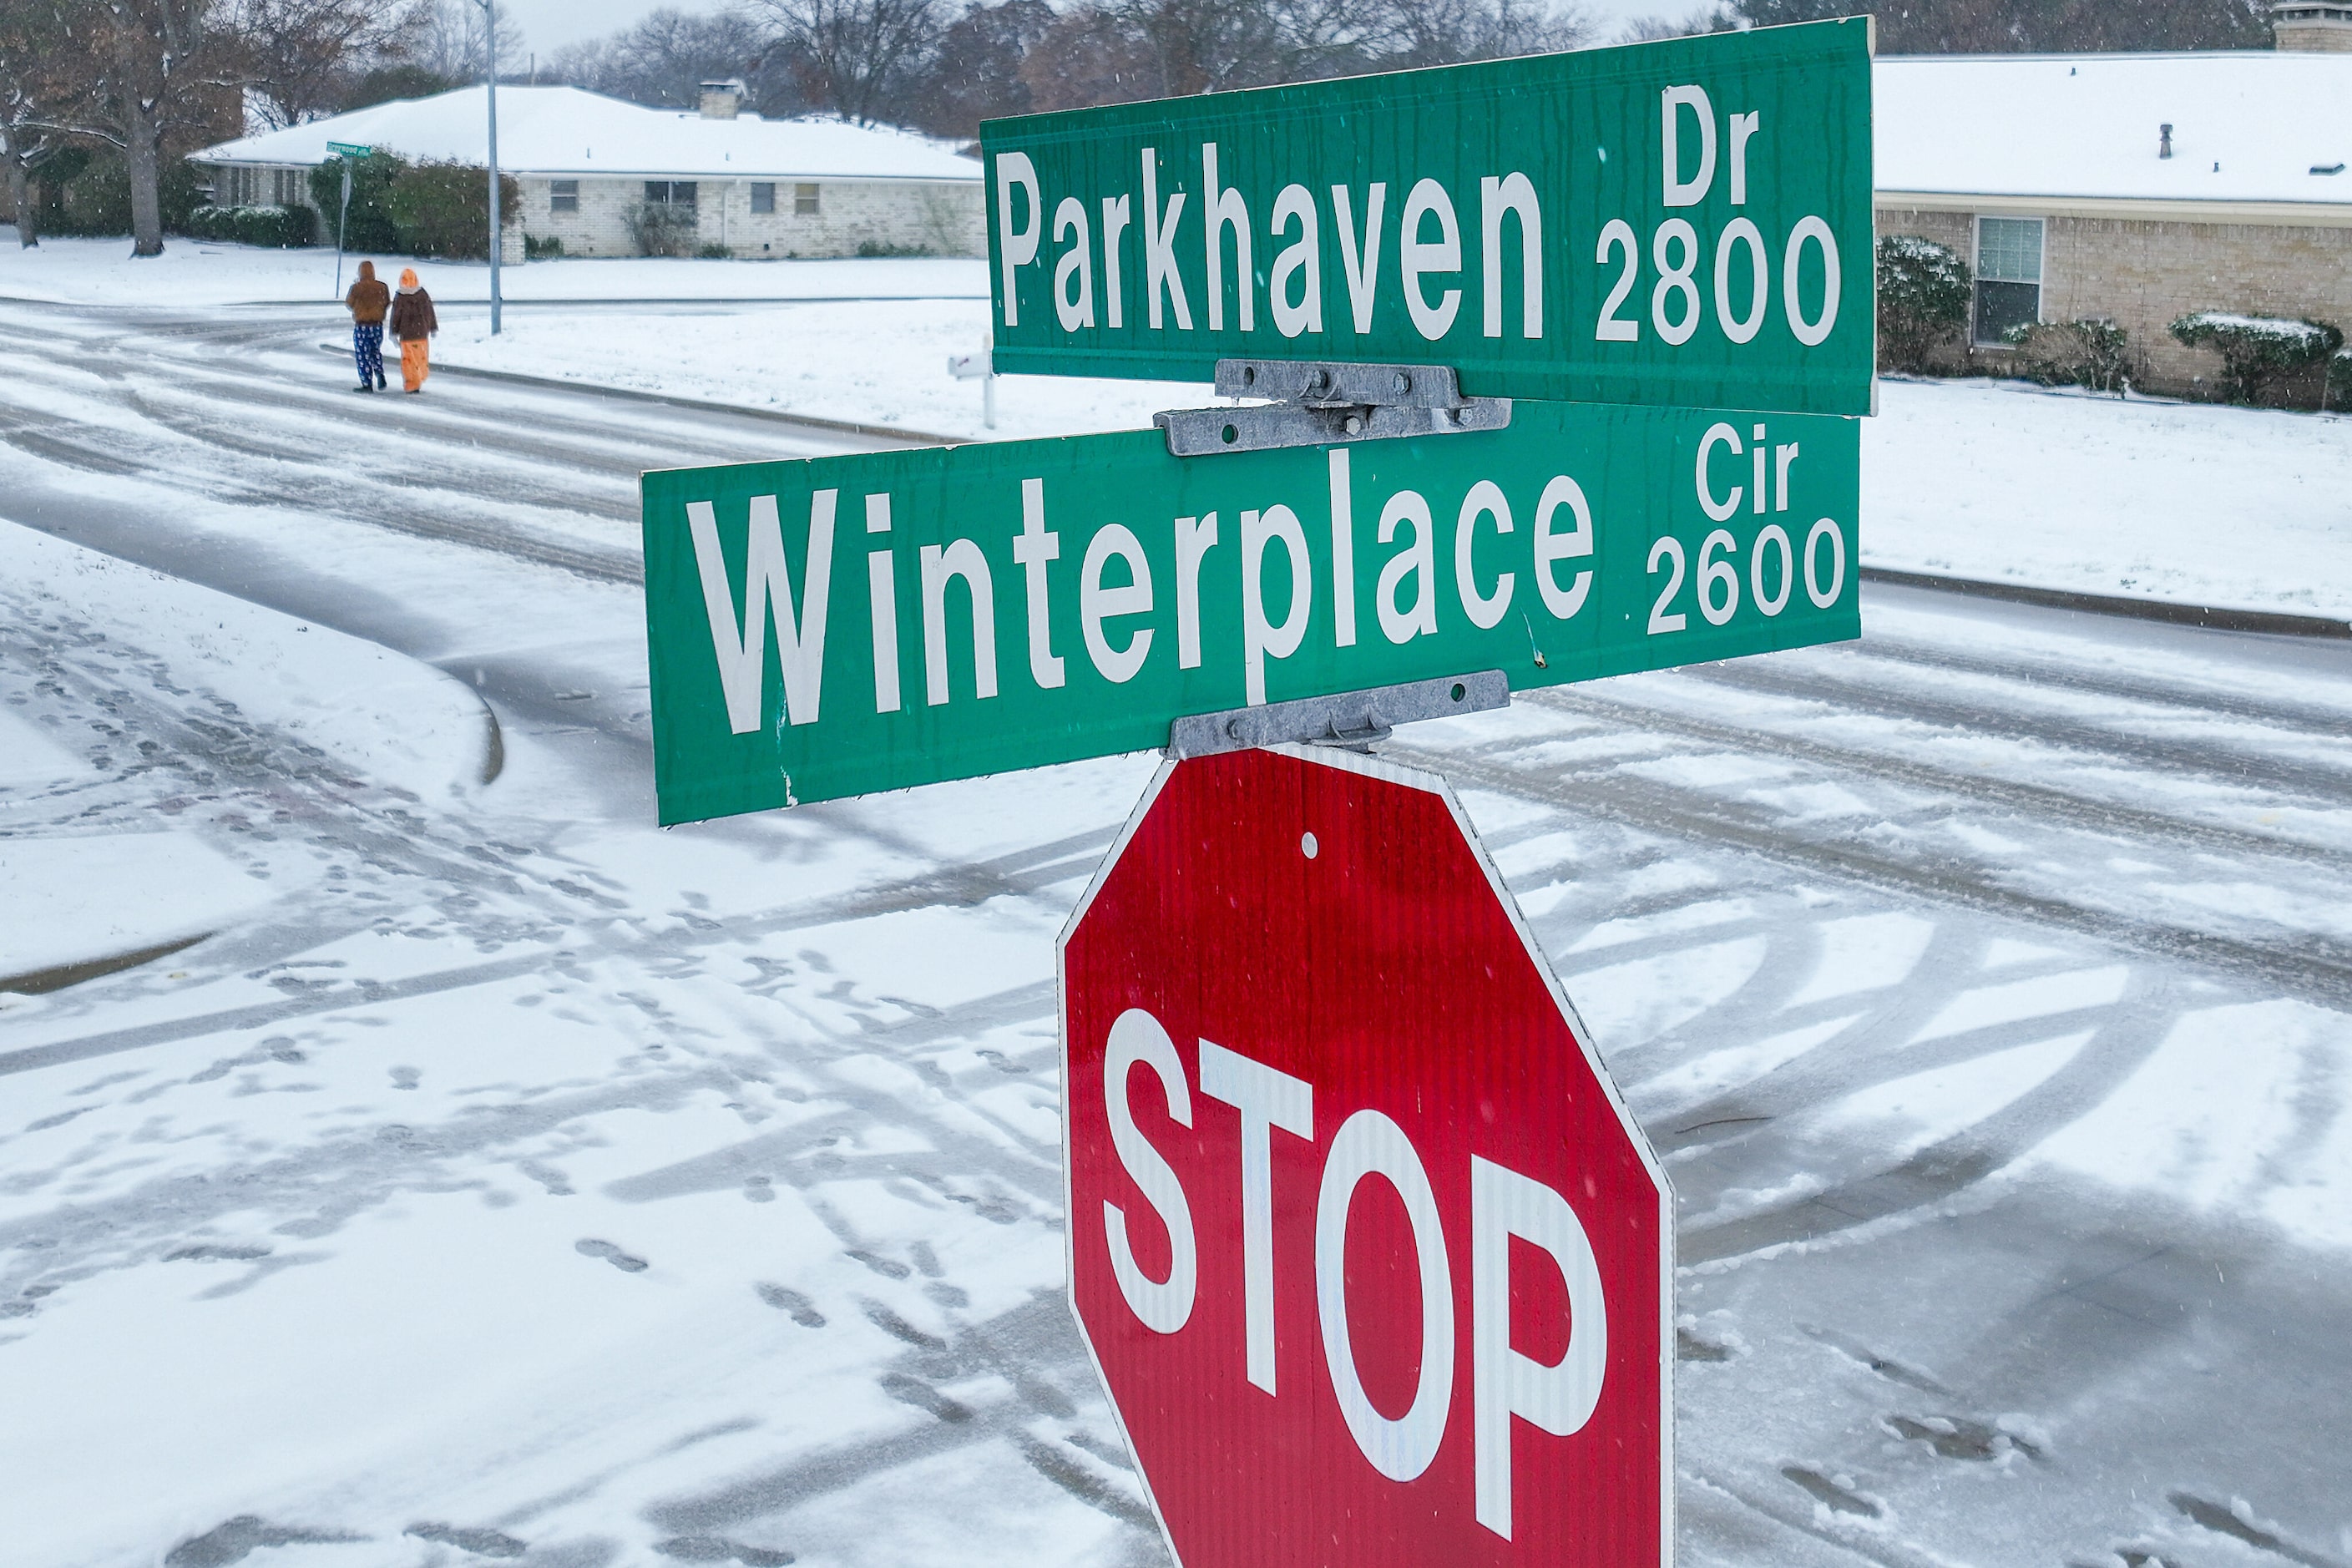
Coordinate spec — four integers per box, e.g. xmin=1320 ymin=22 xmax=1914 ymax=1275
xmin=1876 ymin=45 xmax=2352 ymax=394
xmin=190 ymin=82 xmax=983 ymax=262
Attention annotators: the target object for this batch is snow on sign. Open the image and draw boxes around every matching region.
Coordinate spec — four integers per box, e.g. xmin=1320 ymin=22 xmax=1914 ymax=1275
xmin=640 ymin=402 xmax=1858 ymax=822
xmin=1060 ymin=746 xmax=1670 ymax=1568
xmin=984 ymin=19 xmax=1874 ymax=417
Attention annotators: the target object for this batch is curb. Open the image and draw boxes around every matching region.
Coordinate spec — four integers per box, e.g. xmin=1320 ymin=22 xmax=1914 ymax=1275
xmin=315 ymin=342 xmax=968 ymax=446
xmin=1861 ymin=566 xmax=2352 ymax=640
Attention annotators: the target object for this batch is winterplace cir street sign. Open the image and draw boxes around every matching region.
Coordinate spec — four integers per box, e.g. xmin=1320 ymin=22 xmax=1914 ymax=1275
xmin=640 ymin=401 xmax=1858 ymax=822
xmin=981 ymin=20 xmax=1875 ymax=417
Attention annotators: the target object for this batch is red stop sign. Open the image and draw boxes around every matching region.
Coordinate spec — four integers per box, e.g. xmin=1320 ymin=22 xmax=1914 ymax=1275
xmin=1060 ymin=746 xmax=1669 ymax=1568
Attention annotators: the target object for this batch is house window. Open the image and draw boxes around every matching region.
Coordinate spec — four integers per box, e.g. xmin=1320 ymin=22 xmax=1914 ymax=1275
xmin=550 ymin=180 xmax=579 ymax=214
xmin=751 ymin=181 xmax=775 ymax=215
xmin=645 ymin=180 xmax=698 ymax=206
xmin=795 ymin=182 xmax=820 ymax=215
xmin=1974 ymin=216 xmax=2044 ymax=345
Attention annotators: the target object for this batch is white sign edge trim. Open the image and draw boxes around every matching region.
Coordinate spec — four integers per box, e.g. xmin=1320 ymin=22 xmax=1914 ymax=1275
xmin=1056 ymin=756 xmax=1187 ymax=1562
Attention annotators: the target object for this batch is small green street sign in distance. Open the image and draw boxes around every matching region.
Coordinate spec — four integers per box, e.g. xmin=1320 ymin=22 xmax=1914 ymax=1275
xmin=325 ymin=141 xmax=372 ymax=157
xmin=640 ymin=405 xmax=1859 ymax=823
xmin=981 ymin=21 xmax=1874 ymax=417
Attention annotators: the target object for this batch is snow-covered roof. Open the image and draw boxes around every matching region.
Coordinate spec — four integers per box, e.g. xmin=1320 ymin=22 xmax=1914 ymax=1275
xmin=1876 ymin=52 xmax=2352 ymax=208
xmin=195 ymin=85 xmax=980 ymax=183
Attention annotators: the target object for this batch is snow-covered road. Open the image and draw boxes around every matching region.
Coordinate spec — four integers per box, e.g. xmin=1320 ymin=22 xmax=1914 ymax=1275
xmin=3 ymin=300 xmax=2349 ymax=1568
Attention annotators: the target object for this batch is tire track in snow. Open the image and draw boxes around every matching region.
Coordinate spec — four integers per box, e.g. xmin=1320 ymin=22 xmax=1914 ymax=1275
xmin=1527 ymin=685 xmax=2352 ymax=866
xmin=1400 ymin=742 xmax=2352 ymax=1011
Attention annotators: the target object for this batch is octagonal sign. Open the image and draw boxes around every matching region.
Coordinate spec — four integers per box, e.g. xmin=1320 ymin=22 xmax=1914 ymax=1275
xmin=1060 ymin=745 xmax=1671 ymax=1568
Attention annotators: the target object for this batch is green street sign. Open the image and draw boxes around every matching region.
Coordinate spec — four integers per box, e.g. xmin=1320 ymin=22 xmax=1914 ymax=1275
xmin=980 ymin=21 xmax=1874 ymax=417
xmin=641 ymin=404 xmax=1859 ymax=822
xmin=325 ymin=141 xmax=372 ymax=157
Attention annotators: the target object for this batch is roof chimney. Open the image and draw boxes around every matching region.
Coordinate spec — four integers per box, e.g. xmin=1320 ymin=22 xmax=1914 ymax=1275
xmin=2160 ymin=123 xmax=2173 ymax=159
xmin=699 ymin=78 xmax=746 ymax=119
xmin=2273 ymin=0 xmax=2352 ymax=48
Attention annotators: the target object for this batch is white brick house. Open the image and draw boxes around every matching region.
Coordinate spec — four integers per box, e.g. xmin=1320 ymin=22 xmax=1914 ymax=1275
xmin=192 ymin=83 xmax=984 ymax=260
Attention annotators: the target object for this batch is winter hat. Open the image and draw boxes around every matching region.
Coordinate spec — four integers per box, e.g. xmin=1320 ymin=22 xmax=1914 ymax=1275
xmin=398 ymin=268 xmax=419 ymax=291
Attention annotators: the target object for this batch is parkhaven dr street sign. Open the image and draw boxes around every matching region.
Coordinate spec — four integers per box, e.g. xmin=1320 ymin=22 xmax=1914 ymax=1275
xmin=984 ymin=20 xmax=1874 ymax=416
xmin=640 ymin=400 xmax=1857 ymax=822
xmin=1060 ymin=745 xmax=1670 ymax=1565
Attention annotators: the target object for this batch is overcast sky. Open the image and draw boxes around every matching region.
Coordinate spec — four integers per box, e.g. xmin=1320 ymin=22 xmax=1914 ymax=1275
xmin=495 ymin=0 xmax=1678 ymax=64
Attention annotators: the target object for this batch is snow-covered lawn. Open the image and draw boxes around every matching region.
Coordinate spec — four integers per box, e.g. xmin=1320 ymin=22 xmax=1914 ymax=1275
xmin=432 ymin=300 xmax=2352 ymax=621
xmin=0 ymin=229 xmax=984 ymax=305
xmin=441 ymin=296 xmax=1208 ymax=443
xmin=11 ymin=231 xmax=2348 ymax=621
xmin=1867 ymin=376 xmax=2352 ymax=622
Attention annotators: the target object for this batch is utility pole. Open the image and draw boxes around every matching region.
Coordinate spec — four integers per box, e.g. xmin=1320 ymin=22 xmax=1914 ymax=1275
xmin=478 ymin=0 xmax=503 ymax=335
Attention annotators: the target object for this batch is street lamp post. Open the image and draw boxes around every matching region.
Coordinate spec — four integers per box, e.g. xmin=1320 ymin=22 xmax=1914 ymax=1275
xmin=477 ymin=0 xmax=503 ymax=335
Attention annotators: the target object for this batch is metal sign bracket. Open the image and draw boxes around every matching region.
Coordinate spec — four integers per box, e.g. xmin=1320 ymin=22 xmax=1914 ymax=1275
xmin=1156 ymin=359 xmax=1511 ymax=458
xmin=1168 ymin=670 xmax=1509 ymax=758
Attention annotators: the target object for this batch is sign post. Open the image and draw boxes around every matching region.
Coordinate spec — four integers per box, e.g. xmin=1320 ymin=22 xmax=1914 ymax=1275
xmin=326 ymin=141 xmax=370 ymax=298
xmin=1061 ymin=745 xmax=1671 ymax=1565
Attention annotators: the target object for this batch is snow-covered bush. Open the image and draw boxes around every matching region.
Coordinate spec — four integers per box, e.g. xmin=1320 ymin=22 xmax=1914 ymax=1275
xmin=2002 ymin=317 xmax=2137 ymax=396
xmin=185 ymin=204 xmax=316 ymax=249
xmin=1876 ymin=235 xmax=1970 ymax=373
xmin=626 ymin=202 xmax=697 ymax=258
xmin=2329 ymin=350 xmax=2352 ymax=412
xmin=2170 ymin=311 xmax=2344 ymax=405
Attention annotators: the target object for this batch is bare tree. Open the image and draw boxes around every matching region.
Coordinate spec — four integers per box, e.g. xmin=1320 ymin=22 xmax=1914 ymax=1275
xmin=225 ymin=0 xmax=408 ymax=127
xmin=29 ymin=0 xmax=236 ymax=255
xmin=397 ymin=0 xmax=524 ymax=82
xmin=1 ymin=2 xmax=81 ymax=245
xmin=1006 ymin=0 xmax=1591 ymax=118
xmin=547 ymin=7 xmax=798 ymax=113
xmin=750 ymin=0 xmax=943 ymax=124
xmin=1730 ymin=0 xmax=2266 ymax=51
xmin=1615 ymin=5 xmax=1737 ymax=42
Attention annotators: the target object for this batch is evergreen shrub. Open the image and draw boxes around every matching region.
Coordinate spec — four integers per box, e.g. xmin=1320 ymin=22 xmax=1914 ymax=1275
xmin=34 ymin=153 xmax=205 ymax=237
xmin=2002 ymin=317 xmax=2137 ymax=395
xmin=625 ymin=202 xmax=696 ymax=256
xmin=309 ymin=153 xmax=408 ymax=253
xmin=1875 ymin=235 xmax=1970 ymax=373
xmin=185 ymin=204 xmax=317 ymax=247
xmin=384 ymin=161 xmax=520 ymax=259
xmin=2170 ymin=312 xmax=2344 ymax=405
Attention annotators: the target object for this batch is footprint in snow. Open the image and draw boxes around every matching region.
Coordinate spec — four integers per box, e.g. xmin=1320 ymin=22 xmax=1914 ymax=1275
xmin=405 ymin=1522 xmax=526 ymax=1558
xmin=654 ymin=1537 xmax=795 ymax=1566
xmin=754 ymin=1282 xmax=825 ymax=1328
xmin=575 ymin=1238 xmax=648 ymax=1272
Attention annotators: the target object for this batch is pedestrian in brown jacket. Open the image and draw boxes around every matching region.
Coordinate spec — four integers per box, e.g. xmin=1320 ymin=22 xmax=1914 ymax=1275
xmin=344 ymin=260 xmax=389 ymax=392
xmin=389 ymin=267 xmax=438 ymax=394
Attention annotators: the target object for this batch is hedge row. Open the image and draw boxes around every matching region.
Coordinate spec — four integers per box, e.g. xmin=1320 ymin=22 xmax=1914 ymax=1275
xmin=1876 ymin=234 xmax=2345 ymax=406
xmin=185 ymin=204 xmax=317 ymax=249
xmin=310 ymin=155 xmax=519 ymax=260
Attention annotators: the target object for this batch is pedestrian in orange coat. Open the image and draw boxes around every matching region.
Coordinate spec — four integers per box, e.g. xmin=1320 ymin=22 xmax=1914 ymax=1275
xmin=389 ymin=268 xmax=438 ymax=393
